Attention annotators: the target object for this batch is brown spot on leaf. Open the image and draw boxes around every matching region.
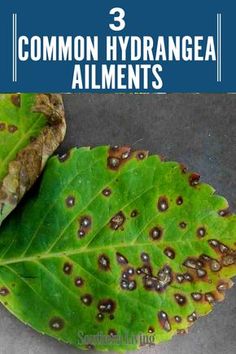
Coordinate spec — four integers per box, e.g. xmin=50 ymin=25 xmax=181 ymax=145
xmin=158 ymin=311 xmax=171 ymax=332
xmin=97 ymin=299 xmax=116 ymax=314
xmin=0 ymin=287 xmax=9 ymax=296
xmin=180 ymin=163 xmax=187 ymax=173
xmin=131 ymin=209 xmax=138 ymax=217
xmin=86 ymin=344 xmax=95 ymax=350
xmin=116 ymin=252 xmax=128 ymax=265
xmin=179 ymin=222 xmax=187 ymax=229
xmin=107 ymin=146 xmax=132 ymax=170
xmin=74 ymin=277 xmax=84 ymax=287
xmin=148 ymin=326 xmax=155 ymax=333
xmin=189 ymin=173 xmax=200 ymax=187
xmin=217 ymin=282 xmax=228 ymax=292
xmin=174 ymin=293 xmax=187 ymax=306
xmin=109 ymin=211 xmax=125 ymax=230
xmin=58 ymin=152 xmax=70 ymax=162
xmin=157 ymin=196 xmax=169 ymax=212
xmin=78 ymin=215 xmax=92 ymax=237
xmin=108 ymin=329 xmax=117 ymax=337
xmin=205 ymin=292 xmax=215 ymax=304
xmin=176 ymin=196 xmax=183 ymax=205
xmin=8 ymin=124 xmax=18 ymax=133
xmin=191 ymin=293 xmax=202 ymax=301
xmin=218 ymin=208 xmax=231 ymax=217
xmin=197 ymin=227 xmax=206 ymax=238
xmin=222 ymin=254 xmax=235 ymax=266
xmin=98 ymin=254 xmax=110 ymax=271
xmin=102 ymin=188 xmax=112 ymax=197
xmin=81 ymin=294 xmax=93 ymax=306
xmin=149 ymin=226 xmax=163 ymax=241
xmin=0 ymin=122 xmax=6 ymax=131
xmin=63 ymin=262 xmax=73 ymax=275
xmin=11 ymin=94 xmax=21 ymax=107
xmin=174 ymin=316 xmax=182 ymax=323
xmin=65 ymin=195 xmax=75 ymax=208
xmin=187 ymin=312 xmax=197 ymax=322
xmin=136 ymin=151 xmax=147 ymax=160
xmin=164 ymin=247 xmax=176 ymax=259
xmin=49 ymin=317 xmax=64 ymax=331
xmin=210 ymin=259 xmax=221 ymax=272
xmin=96 ymin=313 xmax=104 ymax=322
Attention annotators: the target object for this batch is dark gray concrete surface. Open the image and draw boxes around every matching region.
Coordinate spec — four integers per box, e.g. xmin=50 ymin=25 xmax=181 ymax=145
xmin=0 ymin=94 xmax=235 ymax=354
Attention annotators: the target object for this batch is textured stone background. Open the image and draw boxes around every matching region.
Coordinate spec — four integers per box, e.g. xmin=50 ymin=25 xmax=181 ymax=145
xmin=0 ymin=94 xmax=235 ymax=354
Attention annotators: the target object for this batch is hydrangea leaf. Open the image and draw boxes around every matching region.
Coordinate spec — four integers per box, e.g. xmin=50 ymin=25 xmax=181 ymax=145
xmin=0 ymin=93 xmax=66 ymax=224
xmin=0 ymin=146 xmax=235 ymax=351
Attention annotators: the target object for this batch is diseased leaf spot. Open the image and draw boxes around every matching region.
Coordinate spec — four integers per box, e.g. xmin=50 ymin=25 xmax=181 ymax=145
xmin=205 ymin=292 xmax=215 ymax=304
xmin=78 ymin=216 xmax=92 ymax=238
xmin=11 ymin=94 xmax=21 ymax=107
xmin=148 ymin=326 xmax=155 ymax=333
xmin=141 ymin=252 xmax=149 ymax=262
xmin=157 ymin=196 xmax=169 ymax=212
xmin=74 ymin=277 xmax=84 ymax=287
xmin=108 ymin=329 xmax=117 ymax=337
xmin=187 ymin=312 xmax=197 ymax=322
xmin=49 ymin=317 xmax=64 ymax=331
xmin=174 ymin=316 xmax=182 ymax=323
xmin=130 ymin=209 xmax=138 ymax=217
xmin=65 ymin=196 xmax=75 ymax=208
xmin=98 ymin=254 xmax=110 ymax=271
xmin=149 ymin=226 xmax=163 ymax=241
xmin=116 ymin=252 xmax=128 ymax=265
xmin=191 ymin=293 xmax=202 ymax=301
xmin=107 ymin=146 xmax=132 ymax=170
xmin=0 ymin=287 xmax=10 ymax=296
xmin=174 ymin=293 xmax=187 ymax=306
xmin=58 ymin=152 xmax=70 ymax=162
xmin=180 ymin=163 xmax=187 ymax=173
xmin=164 ymin=247 xmax=176 ymax=260
xmin=136 ymin=151 xmax=146 ymax=160
xmin=177 ymin=329 xmax=187 ymax=335
xmin=108 ymin=157 xmax=120 ymax=169
xmin=96 ymin=313 xmax=104 ymax=322
xmin=176 ymin=196 xmax=183 ymax=205
xmin=196 ymin=268 xmax=207 ymax=278
xmin=63 ymin=262 xmax=73 ymax=275
xmin=222 ymin=254 xmax=235 ymax=266
xmin=120 ymin=279 xmax=137 ymax=291
xmin=189 ymin=173 xmax=200 ymax=187
xmin=158 ymin=311 xmax=171 ymax=332
xmin=179 ymin=222 xmax=187 ymax=229
xmin=109 ymin=211 xmax=125 ymax=230
xmin=197 ymin=227 xmax=206 ymax=238
xmin=218 ymin=208 xmax=231 ymax=217
xmin=0 ymin=122 xmax=6 ymax=131
xmin=8 ymin=124 xmax=18 ymax=133
xmin=97 ymin=299 xmax=116 ymax=314
xmin=81 ymin=294 xmax=93 ymax=306
xmin=102 ymin=188 xmax=112 ymax=197
xmin=217 ymin=281 xmax=229 ymax=292
xmin=86 ymin=344 xmax=95 ymax=350
xmin=210 ymin=259 xmax=221 ymax=272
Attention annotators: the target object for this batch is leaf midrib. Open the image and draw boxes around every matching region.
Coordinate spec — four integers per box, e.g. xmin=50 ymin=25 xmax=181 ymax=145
xmin=0 ymin=238 xmax=232 ymax=267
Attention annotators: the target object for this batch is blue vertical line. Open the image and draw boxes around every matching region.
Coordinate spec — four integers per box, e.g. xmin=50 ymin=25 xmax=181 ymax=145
xmin=15 ymin=13 xmax=17 ymax=82
xmin=12 ymin=14 xmax=15 ymax=82
xmin=217 ymin=13 xmax=222 ymax=83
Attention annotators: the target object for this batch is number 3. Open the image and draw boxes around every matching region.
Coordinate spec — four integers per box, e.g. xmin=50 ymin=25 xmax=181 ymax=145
xmin=109 ymin=7 xmax=126 ymax=31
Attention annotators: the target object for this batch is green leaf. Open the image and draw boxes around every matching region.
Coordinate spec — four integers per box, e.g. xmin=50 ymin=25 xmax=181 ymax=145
xmin=0 ymin=93 xmax=66 ymax=224
xmin=0 ymin=146 xmax=235 ymax=351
